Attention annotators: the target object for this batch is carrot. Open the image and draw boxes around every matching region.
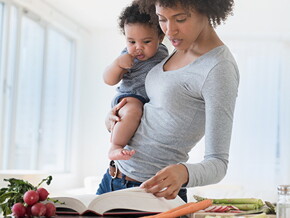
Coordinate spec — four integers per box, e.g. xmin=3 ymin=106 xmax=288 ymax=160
xmin=139 ymin=202 xmax=197 ymax=218
xmin=156 ymin=202 xmax=197 ymax=215
xmin=154 ymin=199 xmax=213 ymax=218
xmin=141 ymin=202 xmax=197 ymax=218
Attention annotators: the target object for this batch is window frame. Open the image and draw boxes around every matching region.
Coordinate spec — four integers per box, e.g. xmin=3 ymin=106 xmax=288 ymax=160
xmin=0 ymin=0 xmax=79 ymax=179
xmin=0 ymin=1 xmax=6 ymax=164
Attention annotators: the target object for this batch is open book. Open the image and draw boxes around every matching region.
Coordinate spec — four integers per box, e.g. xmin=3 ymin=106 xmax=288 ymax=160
xmin=52 ymin=187 xmax=185 ymax=216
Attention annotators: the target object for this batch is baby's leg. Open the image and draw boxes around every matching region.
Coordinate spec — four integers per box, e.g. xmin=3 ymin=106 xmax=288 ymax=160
xmin=108 ymin=97 xmax=143 ymax=160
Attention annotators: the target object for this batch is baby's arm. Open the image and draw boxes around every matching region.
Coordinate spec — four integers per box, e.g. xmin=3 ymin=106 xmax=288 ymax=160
xmin=103 ymin=53 xmax=134 ymax=85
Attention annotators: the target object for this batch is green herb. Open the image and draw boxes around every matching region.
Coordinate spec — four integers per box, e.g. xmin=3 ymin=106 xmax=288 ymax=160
xmin=0 ymin=176 xmax=52 ymax=216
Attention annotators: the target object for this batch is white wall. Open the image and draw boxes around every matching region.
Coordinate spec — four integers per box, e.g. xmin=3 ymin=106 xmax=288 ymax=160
xmin=77 ymin=27 xmax=125 ymax=179
xmin=217 ymin=0 xmax=290 ymax=35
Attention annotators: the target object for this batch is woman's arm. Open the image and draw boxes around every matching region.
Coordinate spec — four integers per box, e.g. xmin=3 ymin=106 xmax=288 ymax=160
xmin=183 ymin=61 xmax=239 ymax=187
xmin=103 ymin=53 xmax=134 ymax=85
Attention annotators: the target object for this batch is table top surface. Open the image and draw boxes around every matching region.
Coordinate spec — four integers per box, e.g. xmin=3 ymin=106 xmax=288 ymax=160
xmin=55 ymin=215 xmax=151 ymax=218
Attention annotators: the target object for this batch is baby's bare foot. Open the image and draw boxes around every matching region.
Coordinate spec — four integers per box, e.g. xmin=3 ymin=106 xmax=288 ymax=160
xmin=109 ymin=148 xmax=135 ymax=160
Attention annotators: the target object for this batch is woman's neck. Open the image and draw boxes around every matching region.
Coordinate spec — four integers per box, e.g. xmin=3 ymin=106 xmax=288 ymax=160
xmin=163 ymin=26 xmax=223 ymax=72
xmin=183 ymin=26 xmax=223 ymax=57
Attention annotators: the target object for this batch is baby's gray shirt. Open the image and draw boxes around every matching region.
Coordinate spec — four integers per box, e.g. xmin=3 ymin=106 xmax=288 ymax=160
xmin=115 ymin=44 xmax=168 ymax=102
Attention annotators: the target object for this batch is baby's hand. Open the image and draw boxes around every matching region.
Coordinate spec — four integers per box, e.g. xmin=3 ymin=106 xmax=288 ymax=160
xmin=117 ymin=53 xmax=134 ymax=69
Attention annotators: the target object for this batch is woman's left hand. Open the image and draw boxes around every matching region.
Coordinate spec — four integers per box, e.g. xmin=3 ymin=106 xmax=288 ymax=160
xmin=140 ymin=164 xmax=189 ymax=199
xmin=105 ymin=98 xmax=127 ymax=132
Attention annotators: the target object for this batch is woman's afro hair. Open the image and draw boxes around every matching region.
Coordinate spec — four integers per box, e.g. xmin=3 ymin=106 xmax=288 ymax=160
xmin=135 ymin=0 xmax=235 ymax=27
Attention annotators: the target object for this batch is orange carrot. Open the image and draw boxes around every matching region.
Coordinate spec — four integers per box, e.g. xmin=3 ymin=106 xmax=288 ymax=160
xmin=157 ymin=202 xmax=197 ymax=215
xmin=154 ymin=199 xmax=213 ymax=218
xmin=140 ymin=202 xmax=197 ymax=218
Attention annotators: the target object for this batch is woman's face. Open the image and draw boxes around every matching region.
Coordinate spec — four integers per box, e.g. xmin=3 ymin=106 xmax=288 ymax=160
xmin=155 ymin=4 xmax=209 ymax=51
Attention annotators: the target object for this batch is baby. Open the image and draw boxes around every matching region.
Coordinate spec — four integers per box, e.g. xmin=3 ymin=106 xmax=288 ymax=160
xmin=103 ymin=3 xmax=168 ymax=160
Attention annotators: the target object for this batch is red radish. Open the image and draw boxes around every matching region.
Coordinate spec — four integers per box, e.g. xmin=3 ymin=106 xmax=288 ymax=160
xmin=26 ymin=205 xmax=32 ymax=216
xmin=12 ymin=202 xmax=26 ymax=217
xmin=204 ymin=205 xmax=241 ymax=212
xmin=23 ymin=190 xmax=39 ymax=205
xmin=31 ymin=202 xmax=46 ymax=216
xmin=37 ymin=187 xmax=49 ymax=201
xmin=45 ymin=202 xmax=56 ymax=217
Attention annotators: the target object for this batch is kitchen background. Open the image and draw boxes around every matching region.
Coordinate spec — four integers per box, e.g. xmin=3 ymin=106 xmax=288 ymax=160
xmin=0 ymin=0 xmax=289 ymax=202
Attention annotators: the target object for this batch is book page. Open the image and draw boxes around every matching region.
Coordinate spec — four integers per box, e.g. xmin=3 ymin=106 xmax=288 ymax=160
xmin=53 ymin=194 xmax=98 ymax=214
xmin=88 ymin=187 xmax=185 ymax=215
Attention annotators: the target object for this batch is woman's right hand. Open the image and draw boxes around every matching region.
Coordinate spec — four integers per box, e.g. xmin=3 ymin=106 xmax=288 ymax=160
xmin=105 ymin=98 xmax=127 ymax=132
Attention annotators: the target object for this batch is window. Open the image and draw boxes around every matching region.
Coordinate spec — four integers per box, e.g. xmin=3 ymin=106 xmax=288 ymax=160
xmin=0 ymin=3 xmax=3 ymax=65
xmin=0 ymin=2 xmax=4 ymax=110
xmin=1 ymin=4 xmax=18 ymax=170
xmin=0 ymin=2 xmax=8 ymax=163
xmin=0 ymin=3 xmax=75 ymax=172
xmin=12 ymin=14 xmax=46 ymax=170
xmin=38 ymin=29 xmax=74 ymax=171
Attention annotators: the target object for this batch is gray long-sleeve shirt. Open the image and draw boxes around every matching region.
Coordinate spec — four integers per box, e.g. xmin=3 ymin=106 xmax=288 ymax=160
xmin=116 ymin=45 xmax=239 ymax=187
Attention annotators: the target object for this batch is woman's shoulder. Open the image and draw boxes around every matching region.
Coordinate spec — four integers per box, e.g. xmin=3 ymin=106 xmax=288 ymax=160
xmin=209 ymin=45 xmax=236 ymax=64
xmin=215 ymin=45 xmax=239 ymax=73
xmin=204 ymin=45 xmax=230 ymax=59
xmin=204 ymin=46 xmax=239 ymax=83
xmin=200 ymin=45 xmax=238 ymax=72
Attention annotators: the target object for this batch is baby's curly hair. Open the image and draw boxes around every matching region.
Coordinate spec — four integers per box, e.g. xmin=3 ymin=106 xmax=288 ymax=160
xmin=119 ymin=3 xmax=164 ymax=37
xmin=135 ymin=0 xmax=235 ymax=27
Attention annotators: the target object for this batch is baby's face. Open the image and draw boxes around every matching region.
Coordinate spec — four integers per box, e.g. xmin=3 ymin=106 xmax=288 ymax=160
xmin=124 ymin=23 xmax=161 ymax=61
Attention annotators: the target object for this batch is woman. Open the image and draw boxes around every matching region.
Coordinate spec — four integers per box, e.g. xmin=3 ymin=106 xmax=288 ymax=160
xmin=97 ymin=0 xmax=239 ymax=203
